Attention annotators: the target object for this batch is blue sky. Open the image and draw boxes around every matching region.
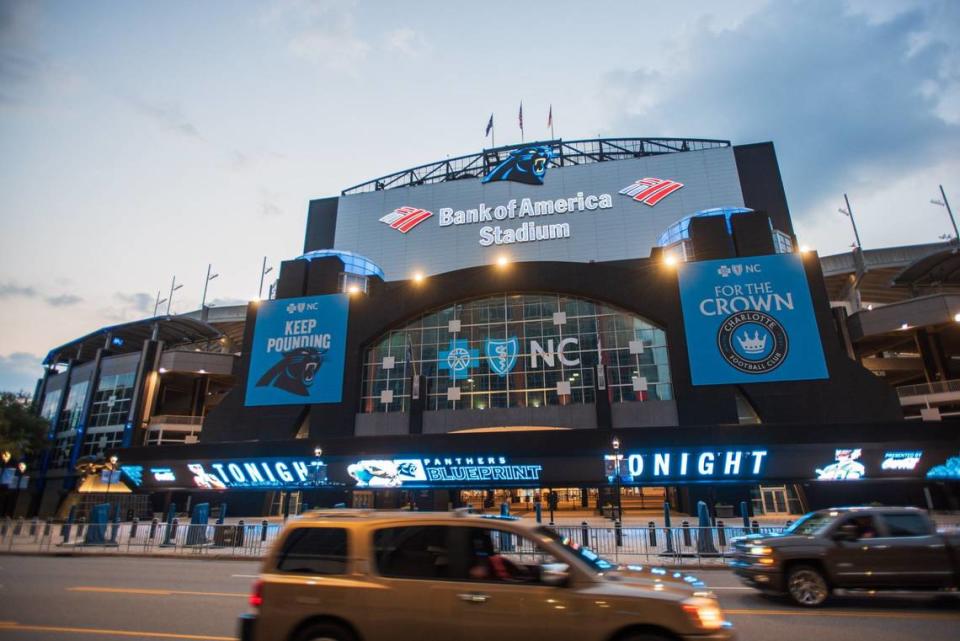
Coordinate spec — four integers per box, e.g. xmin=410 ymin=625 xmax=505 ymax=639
xmin=0 ymin=0 xmax=958 ymax=392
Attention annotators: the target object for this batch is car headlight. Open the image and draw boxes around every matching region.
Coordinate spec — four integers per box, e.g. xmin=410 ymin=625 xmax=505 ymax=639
xmin=682 ymin=597 xmax=724 ymax=630
xmin=749 ymin=545 xmax=773 ymax=556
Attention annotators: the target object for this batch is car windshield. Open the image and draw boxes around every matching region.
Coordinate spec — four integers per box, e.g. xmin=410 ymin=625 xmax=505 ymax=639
xmin=534 ymin=526 xmax=616 ymax=572
xmin=784 ymin=511 xmax=839 ymax=535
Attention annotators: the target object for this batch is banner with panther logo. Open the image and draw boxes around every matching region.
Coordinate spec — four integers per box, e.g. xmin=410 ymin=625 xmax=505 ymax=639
xmin=677 ymin=253 xmax=827 ymax=385
xmin=245 ymin=294 xmax=349 ymax=406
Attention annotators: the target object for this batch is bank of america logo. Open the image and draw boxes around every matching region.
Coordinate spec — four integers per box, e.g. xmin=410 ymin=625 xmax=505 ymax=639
xmin=619 ymin=177 xmax=684 ymax=206
xmin=379 ymin=207 xmax=434 ymax=233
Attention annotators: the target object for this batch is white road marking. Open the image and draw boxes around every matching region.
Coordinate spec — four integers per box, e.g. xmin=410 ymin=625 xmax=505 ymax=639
xmin=230 ymin=574 xmax=259 ymax=578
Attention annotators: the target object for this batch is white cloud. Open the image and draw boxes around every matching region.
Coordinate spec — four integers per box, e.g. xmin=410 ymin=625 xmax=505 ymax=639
xmin=0 ymin=352 xmax=42 ymax=393
xmin=385 ymin=28 xmax=429 ymax=57
xmin=267 ymin=0 xmax=369 ymax=72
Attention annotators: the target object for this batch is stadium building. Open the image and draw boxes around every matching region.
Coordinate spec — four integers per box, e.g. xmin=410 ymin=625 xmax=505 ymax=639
xmin=14 ymin=138 xmax=960 ymax=520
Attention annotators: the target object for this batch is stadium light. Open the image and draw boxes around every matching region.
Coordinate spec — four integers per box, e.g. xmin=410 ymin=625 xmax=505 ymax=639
xmin=931 ymin=185 xmax=958 ymax=242
xmin=496 ymin=255 xmax=509 ymax=268
xmin=348 ymin=285 xmax=360 ymax=295
xmin=258 ymin=256 xmax=274 ymax=300
xmin=166 ymin=276 xmax=183 ymax=315
xmin=799 ymin=245 xmax=812 ymax=253
xmin=838 ymin=194 xmax=863 ymax=249
xmin=663 ymin=254 xmax=677 ymax=267
xmin=201 ymin=264 xmax=219 ymax=310
xmin=412 ymin=271 xmax=425 ymax=283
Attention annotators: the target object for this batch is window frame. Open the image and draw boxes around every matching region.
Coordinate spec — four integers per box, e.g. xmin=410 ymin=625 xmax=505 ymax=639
xmin=274 ymin=526 xmax=350 ymax=576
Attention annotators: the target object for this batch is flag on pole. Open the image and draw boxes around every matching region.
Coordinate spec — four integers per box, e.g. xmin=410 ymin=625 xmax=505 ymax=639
xmin=485 ymin=114 xmax=494 ymax=137
xmin=547 ymin=105 xmax=553 ymax=129
xmin=518 ymin=102 xmax=524 ymax=133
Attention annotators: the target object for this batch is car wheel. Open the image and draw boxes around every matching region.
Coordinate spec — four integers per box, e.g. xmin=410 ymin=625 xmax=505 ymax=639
xmin=786 ymin=565 xmax=829 ymax=607
xmin=294 ymin=622 xmax=356 ymax=641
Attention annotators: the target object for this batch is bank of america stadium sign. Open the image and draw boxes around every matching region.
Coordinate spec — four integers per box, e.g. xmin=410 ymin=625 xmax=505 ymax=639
xmin=377 ymin=176 xmax=683 ymax=248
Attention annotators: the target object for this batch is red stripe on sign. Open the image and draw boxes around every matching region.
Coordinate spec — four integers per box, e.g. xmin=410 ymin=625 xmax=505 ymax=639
xmin=642 ymin=181 xmax=683 ymax=205
xmin=395 ymin=209 xmax=433 ymax=233
xmin=630 ymin=181 xmax=671 ymax=202
xmin=388 ymin=209 xmax=423 ymax=229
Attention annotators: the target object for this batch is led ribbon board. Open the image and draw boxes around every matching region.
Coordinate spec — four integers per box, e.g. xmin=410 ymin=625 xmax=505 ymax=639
xmin=347 ymin=456 xmax=542 ymax=488
xmin=245 ymin=294 xmax=349 ymax=406
xmin=185 ymin=458 xmax=329 ymax=490
xmin=603 ymin=449 xmax=768 ymax=482
xmin=677 ymin=253 xmax=828 ymax=385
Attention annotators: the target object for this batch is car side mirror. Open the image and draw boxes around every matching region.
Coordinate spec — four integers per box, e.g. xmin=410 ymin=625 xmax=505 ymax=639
xmin=541 ymin=563 xmax=570 ymax=587
xmin=832 ymin=523 xmax=858 ymax=542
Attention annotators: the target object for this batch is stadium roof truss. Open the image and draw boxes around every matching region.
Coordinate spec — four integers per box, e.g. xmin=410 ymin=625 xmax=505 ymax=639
xmin=341 ymin=137 xmax=731 ymax=196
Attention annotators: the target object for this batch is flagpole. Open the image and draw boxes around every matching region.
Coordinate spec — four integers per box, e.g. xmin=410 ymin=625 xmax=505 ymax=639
xmin=492 ymin=124 xmax=495 ymax=150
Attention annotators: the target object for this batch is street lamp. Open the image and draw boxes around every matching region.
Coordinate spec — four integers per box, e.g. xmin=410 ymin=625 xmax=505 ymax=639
xmin=106 ymin=455 xmax=118 ymax=519
xmin=612 ymin=437 xmax=623 ymax=523
xmin=152 ymin=290 xmax=168 ymax=317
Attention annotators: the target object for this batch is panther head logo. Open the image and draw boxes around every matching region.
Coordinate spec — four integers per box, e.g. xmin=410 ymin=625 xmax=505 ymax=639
xmin=255 ymin=347 xmax=325 ymax=396
xmin=482 ymin=145 xmax=553 ymax=185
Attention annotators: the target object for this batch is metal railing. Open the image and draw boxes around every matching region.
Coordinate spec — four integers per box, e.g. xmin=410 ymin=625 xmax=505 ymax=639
xmin=896 ymin=378 xmax=960 ymax=398
xmin=0 ymin=517 xmax=780 ymax=566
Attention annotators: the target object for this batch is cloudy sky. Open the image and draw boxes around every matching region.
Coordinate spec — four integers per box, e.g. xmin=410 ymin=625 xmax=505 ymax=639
xmin=0 ymin=0 xmax=958 ymax=392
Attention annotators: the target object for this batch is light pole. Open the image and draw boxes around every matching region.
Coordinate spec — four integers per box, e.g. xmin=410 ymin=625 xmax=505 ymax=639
xmin=612 ymin=437 xmax=622 ymax=523
xmin=931 ymin=185 xmax=958 ymax=242
xmin=201 ymin=264 xmax=219 ymax=310
xmin=258 ymin=257 xmax=273 ymax=300
xmin=152 ymin=290 xmax=167 ymax=317
xmin=12 ymin=462 xmax=26 ymax=518
xmin=106 ymin=455 xmax=118 ymax=518
xmin=838 ymin=194 xmax=863 ymax=249
xmin=166 ymin=276 xmax=183 ymax=315
xmin=1 ymin=451 xmax=10 ymax=517
xmin=311 ymin=446 xmax=324 ymax=512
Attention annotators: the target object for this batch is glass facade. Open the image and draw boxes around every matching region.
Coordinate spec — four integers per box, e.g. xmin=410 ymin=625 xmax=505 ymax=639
xmin=361 ymin=293 xmax=671 ymax=413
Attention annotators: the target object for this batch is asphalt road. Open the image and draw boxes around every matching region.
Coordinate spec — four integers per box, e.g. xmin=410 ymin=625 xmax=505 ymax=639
xmin=0 ymin=555 xmax=958 ymax=641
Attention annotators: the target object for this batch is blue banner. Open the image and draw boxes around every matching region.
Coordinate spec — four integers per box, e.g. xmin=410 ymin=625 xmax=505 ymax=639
xmin=677 ymin=253 xmax=827 ymax=385
xmin=245 ymin=294 xmax=349 ymax=406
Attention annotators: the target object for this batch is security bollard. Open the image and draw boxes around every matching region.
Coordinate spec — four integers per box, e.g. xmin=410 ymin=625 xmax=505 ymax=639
xmin=13 ymin=517 xmax=23 ymax=536
xmin=261 ymin=520 xmax=269 ymax=543
xmin=237 ymin=519 xmax=245 ymax=547
xmin=581 ymin=521 xmax=589 ymax=548
xmin=77 ymin=517 xmax=86 ymax=540
xmin=168 ymin=518 xmax=179 ymax=544
xmin=149 ymin=518 xmax=158 ymax=540
xmin=681 ymin=520 xmax=692 ymax=547
xmin=648 ymin=521 xmax=657 ymax=546
xmin=717 ymin=520 xmax=727 ymax=547
xmin=110 ymin=517 xmax=120 ymax=543
xmin=534 ymin=502 xmax=542 ymax=524
xmin=614 ymin=520 xmax=623 ymax=547
xmin=43 ymin=520 xmax=52 ymax=538
xmin=751 ymin=519 xmax=759 ymax=533
xmin=130 ymin=517 xmax=139 ymax=539
xmin=29 ymin=518 xmax=38 ymax=537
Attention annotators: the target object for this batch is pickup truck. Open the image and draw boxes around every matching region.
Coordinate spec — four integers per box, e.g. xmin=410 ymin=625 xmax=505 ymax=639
xmin=731 ymin=506 xmax=960 ymax=606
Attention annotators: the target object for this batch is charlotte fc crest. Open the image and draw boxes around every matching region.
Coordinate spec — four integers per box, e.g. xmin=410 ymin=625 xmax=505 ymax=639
xmin=485 ymin=337 xmax=519 ymax=376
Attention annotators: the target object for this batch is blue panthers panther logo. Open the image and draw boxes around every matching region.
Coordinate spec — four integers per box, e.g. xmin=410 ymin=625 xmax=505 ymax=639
xmin=255 ymin=347 xmax=325 ymax=396
xmin=482 ymin=145 xmax=553 ymax=185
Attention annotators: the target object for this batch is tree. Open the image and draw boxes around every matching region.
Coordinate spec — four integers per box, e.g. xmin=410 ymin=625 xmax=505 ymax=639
xmin=0 ymin=392 xmax=49 ymax=461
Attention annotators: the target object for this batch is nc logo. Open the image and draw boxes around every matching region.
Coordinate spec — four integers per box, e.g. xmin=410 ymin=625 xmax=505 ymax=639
xmin=486 ymin=337 xmax=519 ymax=376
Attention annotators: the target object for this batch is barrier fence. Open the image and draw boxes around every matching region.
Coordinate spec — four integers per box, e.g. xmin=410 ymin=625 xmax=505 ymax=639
xmin=0 ymin=516 xmax=784 ymax=566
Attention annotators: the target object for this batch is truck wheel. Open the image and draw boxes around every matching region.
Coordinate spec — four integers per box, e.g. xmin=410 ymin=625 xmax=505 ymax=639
xmin=294 ymin=623 xmax=356 ymax=641
xmin=786 ymin=565 xmax=829 ymax=607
